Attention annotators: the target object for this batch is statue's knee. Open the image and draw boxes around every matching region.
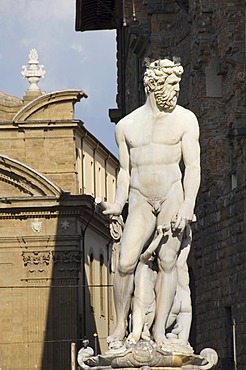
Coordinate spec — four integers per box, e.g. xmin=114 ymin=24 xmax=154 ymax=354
xmin=118 ymin=260 xmax=135 ymax=275
xmin=159 ymin=255 xmax=176 ymax=272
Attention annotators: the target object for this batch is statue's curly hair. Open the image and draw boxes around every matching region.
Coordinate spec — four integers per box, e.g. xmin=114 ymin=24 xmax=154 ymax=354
xmin=143 ymin=58 xmax=184 ymax=95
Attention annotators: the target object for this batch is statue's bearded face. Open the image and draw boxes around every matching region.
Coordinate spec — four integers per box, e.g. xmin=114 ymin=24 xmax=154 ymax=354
xmin=154 ymin=73 xmax=180 ymax=111
xmin=143 ymin=59 xmax=183 ymax=111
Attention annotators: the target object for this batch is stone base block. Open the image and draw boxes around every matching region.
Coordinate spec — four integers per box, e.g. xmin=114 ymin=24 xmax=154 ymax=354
xmin=78 ymin=340 xmax=218 ymax=370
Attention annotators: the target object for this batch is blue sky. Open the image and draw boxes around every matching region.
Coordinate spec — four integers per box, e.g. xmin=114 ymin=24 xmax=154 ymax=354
xmin=0 ymin=0 xmax=118 ymax=155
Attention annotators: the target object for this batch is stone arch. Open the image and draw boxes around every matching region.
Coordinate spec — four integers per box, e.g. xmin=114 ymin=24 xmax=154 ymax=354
xmin=0 ymin=154 xmax=62 ymax=197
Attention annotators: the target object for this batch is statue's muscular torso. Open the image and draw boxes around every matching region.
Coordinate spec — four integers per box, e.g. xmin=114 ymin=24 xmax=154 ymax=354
xmin=121 ymin=105 xmax=187 ymax=199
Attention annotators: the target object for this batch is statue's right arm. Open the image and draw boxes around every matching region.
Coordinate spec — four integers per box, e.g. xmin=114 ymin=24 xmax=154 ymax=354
xmin=103 ymin=120 xmax=130 ymax=216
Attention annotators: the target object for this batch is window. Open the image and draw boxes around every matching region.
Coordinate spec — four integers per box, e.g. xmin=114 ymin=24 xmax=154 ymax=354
xmin=99 ymin=254 xmax=105 ymax=316
xmin=89 ymin=253 xmax=94 ymax=311
xmin=222 ymin=306 xmax=235 ymax=370
xmin=205 ymin=55 xmax=222 ymax=97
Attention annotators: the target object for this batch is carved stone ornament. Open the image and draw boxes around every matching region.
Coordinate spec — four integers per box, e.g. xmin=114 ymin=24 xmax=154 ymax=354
xmin=21 ymin=48 xmax=46 ymax=91
xmin=22 ymin=251 xmax=51 ymax=274
xmin=78 ymin=340 xmax=218 ymax=369
xmin=53 ymin=251 xmax=81 ymax=265
xmin=61 ymin=220 xmax=70 ymax=230
xmin=109 ymin=216 xmax=124 ymax=241
xmin=52 ymin=251 xmax=81 ymax=276
xmin=31 ymin=218 xmax=42 ymax=233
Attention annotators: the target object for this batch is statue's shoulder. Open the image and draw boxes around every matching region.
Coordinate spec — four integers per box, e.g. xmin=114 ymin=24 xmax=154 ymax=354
xmin=176 ymin=105 xmax=199 ymax=127
xmin=176 ymin=104 xmax=195 ymax=116
xmin=117 ymin=105 xmax=145 ymax=128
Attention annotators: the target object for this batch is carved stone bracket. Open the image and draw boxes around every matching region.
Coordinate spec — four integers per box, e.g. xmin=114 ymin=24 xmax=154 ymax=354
xmin=52 ymin=251 xmax=81 ymax=276
xmin=22 ymin=251 xmax=51 ymax=275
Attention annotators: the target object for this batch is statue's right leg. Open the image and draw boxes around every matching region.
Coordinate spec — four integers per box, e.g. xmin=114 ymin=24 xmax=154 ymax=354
xmin=107 ymin=264 xmax=134 ymax=347
xmin=107 ymin=200 xmax=156 ymax=348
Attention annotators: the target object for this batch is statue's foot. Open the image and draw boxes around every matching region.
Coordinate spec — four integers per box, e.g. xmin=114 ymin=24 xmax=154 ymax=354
xmin=141 ymin=323 xmax=151 ymax=341
xmin=107 ymin=326 xmax=125 ymax=342
xmin=160 ymin=334 xmax=193 ymax=354
xmin=141 ymin=332 xmax=151 ymax=341
xmin=166 ymin=332 xmax=178 ymax=341
xmin=125 ymin=333 xmax=137 ymax=345
xmin=153 ymin=333 xmax=171 ymax=349
xmin=166 ymin=335 xmax=187 ymax=346
xmin=107 ymin=337 xmax=124 ymax=350
xmin=167 ymin=333 xmax=189 ymax=347
xmin=170 ymin=341 xmax=193 ymax=354
xmin=107 ymin=328 xmax=126 ymax=350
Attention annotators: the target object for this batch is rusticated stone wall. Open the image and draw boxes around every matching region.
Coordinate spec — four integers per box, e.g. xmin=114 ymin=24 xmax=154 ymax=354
xmin=192 ymin=172 xmax=246 ymax=366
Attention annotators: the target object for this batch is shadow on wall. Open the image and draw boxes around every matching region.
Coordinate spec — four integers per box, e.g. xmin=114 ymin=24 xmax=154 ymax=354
xmin=41 ymin=197 xmax=98 ymax=370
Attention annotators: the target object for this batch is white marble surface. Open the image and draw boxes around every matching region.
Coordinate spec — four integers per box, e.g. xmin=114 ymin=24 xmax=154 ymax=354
xmin=103 ymin=58 xmax=201 ymax=352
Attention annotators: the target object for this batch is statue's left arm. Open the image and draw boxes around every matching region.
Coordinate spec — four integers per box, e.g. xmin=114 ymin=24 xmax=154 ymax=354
xmin=172 ymin=111 xmax=201 ymax=232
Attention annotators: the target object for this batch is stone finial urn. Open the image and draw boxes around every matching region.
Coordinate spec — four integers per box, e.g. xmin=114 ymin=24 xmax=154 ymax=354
xmin=21 ymin=49 xmax=46 ymax=91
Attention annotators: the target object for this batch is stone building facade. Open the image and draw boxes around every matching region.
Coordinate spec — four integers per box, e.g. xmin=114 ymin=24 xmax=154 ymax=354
xmin=76 ymin=1 xmax=246 ymax=368
xmin=0 ymin=77 xmax=118 ymax=368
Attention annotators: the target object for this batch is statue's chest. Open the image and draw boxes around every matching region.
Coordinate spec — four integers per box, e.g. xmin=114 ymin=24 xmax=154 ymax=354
xmin=126 ymin=121 xmax=182 ymax=147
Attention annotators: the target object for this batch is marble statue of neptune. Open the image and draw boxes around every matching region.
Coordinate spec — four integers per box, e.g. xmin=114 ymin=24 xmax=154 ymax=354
xmin=104 ymin=58 xmax=200 ymax=351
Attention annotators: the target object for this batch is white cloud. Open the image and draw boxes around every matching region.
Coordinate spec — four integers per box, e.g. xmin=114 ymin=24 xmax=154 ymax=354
xmin=70 ymin=42 xmax=86 ymax=58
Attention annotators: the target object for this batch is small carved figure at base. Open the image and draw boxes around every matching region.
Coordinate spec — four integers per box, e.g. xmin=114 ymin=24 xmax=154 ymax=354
xmin=126 ymin=225 xmax=167 ymax=344
xmin=77 ymin=338 xmax=94 ymax=369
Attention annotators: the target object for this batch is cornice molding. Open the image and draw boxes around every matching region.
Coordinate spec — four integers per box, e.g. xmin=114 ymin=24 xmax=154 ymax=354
xmin=13 ymin=89 xmax=87 ymax=123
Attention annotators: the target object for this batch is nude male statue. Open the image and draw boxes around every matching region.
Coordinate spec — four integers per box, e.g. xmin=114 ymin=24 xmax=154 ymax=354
xmin=104 ymin=58 xmax=200 ymax=349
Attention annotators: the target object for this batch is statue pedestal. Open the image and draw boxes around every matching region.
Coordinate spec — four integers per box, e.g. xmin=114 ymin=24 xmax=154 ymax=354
xmin=78 ymin=340 xmax=218 ymax=370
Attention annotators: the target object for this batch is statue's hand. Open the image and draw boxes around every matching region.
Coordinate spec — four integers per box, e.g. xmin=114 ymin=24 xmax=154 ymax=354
xmin=171 ymin=200 xmax=194 ymax=233
xmin=156 ymin=225 xmax=164 ymax=236
xmin=156 ymin=224 xmax=170 ymax=236
xmin=103 ymin=202 xmax=122 ymax=216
